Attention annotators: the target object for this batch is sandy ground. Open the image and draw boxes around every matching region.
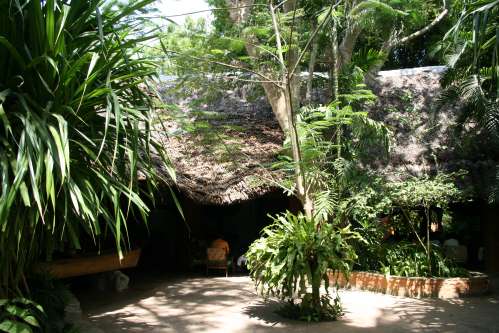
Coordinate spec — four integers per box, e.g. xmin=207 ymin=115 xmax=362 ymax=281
xmin=77 ymin=274 xmax=499 ymax=333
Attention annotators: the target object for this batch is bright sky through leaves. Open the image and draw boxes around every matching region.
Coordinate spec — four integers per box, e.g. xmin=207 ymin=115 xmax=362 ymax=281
xmin=159 ymin=0 xmax=212 ymax=24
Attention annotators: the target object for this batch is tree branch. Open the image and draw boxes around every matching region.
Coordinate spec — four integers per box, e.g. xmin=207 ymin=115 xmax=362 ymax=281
xmin=161 ymin=48 xmax=282 ymax=88
xmin=290 ymin=3 xmax=338 ymax=77
xmin=392 ymin=7 xmax=449 ymax=47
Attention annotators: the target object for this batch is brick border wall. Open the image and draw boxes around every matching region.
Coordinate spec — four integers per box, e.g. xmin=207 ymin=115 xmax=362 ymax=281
xmin=328 ymin=270 xmax=489 ymax=298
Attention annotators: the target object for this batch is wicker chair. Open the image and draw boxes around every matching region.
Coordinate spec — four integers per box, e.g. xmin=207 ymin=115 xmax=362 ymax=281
xmin=206 ymin=247 xmax=229 ymax=277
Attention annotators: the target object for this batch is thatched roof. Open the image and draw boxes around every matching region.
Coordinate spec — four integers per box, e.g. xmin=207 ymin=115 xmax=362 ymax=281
xmin=368 ymin=66 xmax=496 ymax=197
xmin=155 ymin=82 xmax=284 ymax=205
xmin=369 ymin=66 xmax=452 ymax=177
xmin=155 ymin=66 xmax=494 ymax=205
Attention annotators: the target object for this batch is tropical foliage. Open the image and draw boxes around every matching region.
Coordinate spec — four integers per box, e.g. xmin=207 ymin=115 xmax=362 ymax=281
xmin=246 ymin=211 xmax=360 ymax=321
xmin=342 ymin=172 xmax=466 ymax=277
xmin=0 ymin=0 xmax=489 ymax=328
xmin=379 ymin=242 xmax=467 ymax=278
xmin=195 ymin=0 xmax=463 ymax=319
xmin=0 ymin=298 xmax=48 ymax=333
xmin=440 ymin=0 xmax=498 ymax=127
xmin=439 ymin=0 xmax=499 ymax=199
xmin=0 ymin=0 xmax=172 ymax=297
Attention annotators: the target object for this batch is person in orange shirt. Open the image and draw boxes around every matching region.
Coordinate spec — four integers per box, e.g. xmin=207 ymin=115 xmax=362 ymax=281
xmin=210 ymin=237 xmax=230 ymax=255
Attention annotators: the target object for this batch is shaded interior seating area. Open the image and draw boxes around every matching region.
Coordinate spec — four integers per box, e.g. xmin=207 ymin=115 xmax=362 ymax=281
xmin=206 ymin=247 xmax=230 ymax=277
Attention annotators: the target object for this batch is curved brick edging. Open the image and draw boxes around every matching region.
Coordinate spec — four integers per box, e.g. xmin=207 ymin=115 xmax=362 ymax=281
xmin=328 ymin=270 xmax=489 ymax=299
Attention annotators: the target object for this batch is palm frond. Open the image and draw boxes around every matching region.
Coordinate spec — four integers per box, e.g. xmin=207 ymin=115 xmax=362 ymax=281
xmin=0 ymin=0 xmax=172 ymax=297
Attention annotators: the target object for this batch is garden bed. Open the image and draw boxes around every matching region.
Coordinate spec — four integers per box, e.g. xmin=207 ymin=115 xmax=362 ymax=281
xmin=328 ymin=270 xmax=489 ymax=299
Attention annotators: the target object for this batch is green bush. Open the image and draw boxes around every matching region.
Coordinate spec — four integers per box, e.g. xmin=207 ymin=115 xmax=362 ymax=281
xmin=28 ymin=275 xmax=74 ymax=333
xmin=341 ymin=172 xmax=469 ymax=278
xmin=276 ymin=294 xmax=343 ymax=323
xmin=0 ymin=274 xmax=79 ymax=333
xmin=246 ymin=212 xmax=360 ymax=322
xmin=0 ymin=0 xmax=172 ymax=296
xmin=0 ymin=298 xmax=47 ymax=333
xmin=379 ymin=242 xmax=468 ymax=278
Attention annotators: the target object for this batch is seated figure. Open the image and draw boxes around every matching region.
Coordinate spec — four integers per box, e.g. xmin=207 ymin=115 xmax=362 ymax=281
xmin=210 ymin=237 xmax=230 ymax=255
xmin=206 ymin=237 xmax=231 ymax=277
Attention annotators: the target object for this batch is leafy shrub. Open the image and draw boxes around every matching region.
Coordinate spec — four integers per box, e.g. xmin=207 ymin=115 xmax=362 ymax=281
xmin=0 ymin=298 xmax=47 ymax=333
xmin=0 ymin=0 xmax=172 ymax=296
xmin=29 ymin=275 xmax=73 ymax=333
xmin=379 ymin=242 xmax=468 ymax=278
xmin=0 ymin=275 xmax=78 ymax=333
xmin=246 ymin=212 xmax=360 ymax=321
xmin=338 ymin=172 xmax=469 ymax=278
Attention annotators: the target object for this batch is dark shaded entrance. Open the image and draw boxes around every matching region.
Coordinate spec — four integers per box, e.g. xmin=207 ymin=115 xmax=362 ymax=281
xmin=137 ymin=190 xmax=299 ymax=273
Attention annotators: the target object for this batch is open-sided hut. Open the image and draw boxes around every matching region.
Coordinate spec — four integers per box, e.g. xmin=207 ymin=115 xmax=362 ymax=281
xmin=150 ymin=66 xmax=499 ymax=273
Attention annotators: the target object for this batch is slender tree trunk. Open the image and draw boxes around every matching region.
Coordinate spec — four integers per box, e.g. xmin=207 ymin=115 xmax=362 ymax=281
xmin=284 ymin=82 xmax=312 ymax=218
xmin=306 ymin=20 xmax=319 ymax=103
xmin=330 ymin=19 xmax=342 ymax=159
xmin=274 ymin=0 xmax=313 ymax=219
xmin=284 ymin=0 xmax=301 ymax=111
xmin=331 ymin=20 xmax=339 ymax=101
xmin=310 ymin=258 xmax=321 ymax=310
xmin=227 ymin=0 xmax=314 ymax=218
xmin=425 ymin=208 xmax=432 ymax=276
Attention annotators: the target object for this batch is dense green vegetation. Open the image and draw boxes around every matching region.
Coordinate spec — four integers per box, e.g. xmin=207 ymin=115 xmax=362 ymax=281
xmin=1 ymin=0 xmax=497 ymax=329
xmin=0 ymin=275 xmax=74 ymax=333
xmin=153 ymin=0 xmax=495 ymax=322
xmin=344 ymin=173 xmax=467 ymax=277
xmin=0 ymin=0 xmax=171 ymax=304
xmin=439 ymin=0 xmax=499 ymax=199
xmin=246 ymin=212 xmax=360 ymax=321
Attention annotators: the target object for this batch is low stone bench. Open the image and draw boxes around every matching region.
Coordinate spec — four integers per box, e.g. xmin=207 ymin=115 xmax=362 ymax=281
xmin=328 ymin=270 xmax=489 ymax=299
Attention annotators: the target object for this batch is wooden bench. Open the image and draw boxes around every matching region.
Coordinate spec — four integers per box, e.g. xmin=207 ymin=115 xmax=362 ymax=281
xmin=34 ymin=248 xmax=141 ymax=279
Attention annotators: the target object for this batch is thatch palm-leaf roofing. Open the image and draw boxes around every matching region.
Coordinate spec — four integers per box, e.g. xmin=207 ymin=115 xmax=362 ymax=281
xmin=155 ymin=66 xmax=495 ymax=205
xmin=369 ymin=66 xmax=496 ymax=196
xmin=155 ymin=84 xmax=284 ymax=205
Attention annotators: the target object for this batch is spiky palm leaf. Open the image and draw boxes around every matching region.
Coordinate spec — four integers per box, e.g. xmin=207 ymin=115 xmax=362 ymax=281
xmin=0 ymin=0 xmax=172 ymax=296
xmin=439 ymin=0 xmax=498 ymax=200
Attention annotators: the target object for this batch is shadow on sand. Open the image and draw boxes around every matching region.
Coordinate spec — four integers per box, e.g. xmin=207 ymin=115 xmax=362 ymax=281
xmin=76 ymin=273 xmax=499 ymax=333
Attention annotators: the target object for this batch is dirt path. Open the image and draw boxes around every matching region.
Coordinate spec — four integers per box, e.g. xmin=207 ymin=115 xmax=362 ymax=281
xmin=78 ymin=275 xmax=499 ymax=333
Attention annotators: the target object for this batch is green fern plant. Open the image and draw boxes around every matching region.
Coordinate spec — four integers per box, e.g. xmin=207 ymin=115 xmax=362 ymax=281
xmin=246 ymin=211 xmax=361 ymax=322
xmin=274 ymin=77 xmax=391 ymax=224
